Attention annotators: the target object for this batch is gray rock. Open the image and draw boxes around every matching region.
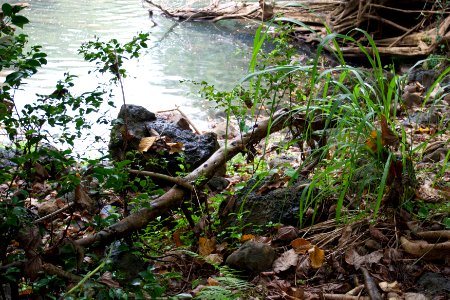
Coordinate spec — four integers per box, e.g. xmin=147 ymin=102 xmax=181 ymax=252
xmin=109 ymin=104 xmax=219 ymax=174
xmin=219 ymin=177 xmax=312 ymax=232
xmin=207 ymin=176 xmax=229 ymax=191
xmin=225 ymin=241 xmax=276 ymax=273
xmin=0 ymin=147 xmax=16 ymax=169
xmin=417 ymin=272 xmax=450 ymax=296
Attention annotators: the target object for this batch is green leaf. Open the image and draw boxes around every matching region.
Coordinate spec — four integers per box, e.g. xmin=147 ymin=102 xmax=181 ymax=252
xmin=32 ymin=52 xmax=47 ymax=59
xmin=5 ymin=71 xmax=25 ymax=85
xmin=26 ymin=59 xmax=42 ymax=67
xmin=1 ymin=3 xmax=13 ymax=16
xmin=11 ymin=15 xmax=29 ymax=28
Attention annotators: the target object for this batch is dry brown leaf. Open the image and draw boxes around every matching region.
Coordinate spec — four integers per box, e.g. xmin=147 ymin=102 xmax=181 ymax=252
xmin=173 ymin=230 xmax=183 ymax=247
xmin=257 ymin=173 xmax=288 ymax=195
xmin=289 ymin=287 xmax=304 ymax=299
xmin=415 ymin=180 xmax=449 ymax=202
xmin=295 ymin=255 xmax=311 ymax=278
xmin=241 ymin=234 xmax=255 ymax=242
xmin=291 ymin=238 xmax=313 ymax=254
xmin=274 ymin=226 xmax=298 ymax=242
xmin=273 ymin=249 xmax=298 ymax=273
xmin=199 ymin=237 xmax=216 ymax=257
xmin=365 ymin=130 xmax=380 ymax=152
xmin=207 ymin=277 xmax=220 ymax=286
xmin=380 ymin=115 xmax=399 ymax=148
xmin=138 ymin=136 xmax=157 ymax=153
xmin=369 ymin=225 xmax=389 ymax=243
xmin=345 ymin=248 xmax=383 ymax=270
xmin=55 ymin=198 xmax=67 ymax=209
xmin=167 ymin=142 xmax=184 ymax=154
xmin=267 ymin=279 xmax=291 ymax=292
xmin=338 ymin=225 xmax=353 ymax=248
xmin=205 ymin=253 xmax=223 ymax=265
xmin=379 ymin=281 xmax=401 ymax=293
xmin=120 ymin=125 xmax=134 ymax=142
xmin=309 ymin=245 xmax=325 ymax=269
xmin=99 ymin=271 xmax=121 ymax=288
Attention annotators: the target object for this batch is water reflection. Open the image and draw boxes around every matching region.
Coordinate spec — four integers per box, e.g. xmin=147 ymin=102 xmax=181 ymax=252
xmin=5 ymin=0 xmax=254 ymax=155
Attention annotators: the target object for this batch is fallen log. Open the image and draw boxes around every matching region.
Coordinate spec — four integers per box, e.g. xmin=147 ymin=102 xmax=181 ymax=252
xmin=76 ymin=109 xmax=294 ymax=248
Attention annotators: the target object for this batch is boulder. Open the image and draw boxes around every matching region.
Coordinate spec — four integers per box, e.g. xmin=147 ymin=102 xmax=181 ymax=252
xmin=109 ymin=104 xmax=220 ymax=174
xmin=219 ymin=177 xmax=314 ymax=232
xmin=225 ymin=241 xmax=276 ymax=273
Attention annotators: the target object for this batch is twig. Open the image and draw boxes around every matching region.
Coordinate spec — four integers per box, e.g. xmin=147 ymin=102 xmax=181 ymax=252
xmin=369 ymin=4 xmax=450 ymax=14
xmin=345 ymin=284 xmax=364 ymax=296
xmin=33 ymin=203 xmax=75 ymax=224
xmin=175 ymin=105 xmax=201 ymax=134
xmin=157 ymin=106 xmax=202 ymax=134
xmin=128 ymin=169 xmax=194 ymax=190
xmin=365 ymin=14 xmax=410 ymax=32
xmin=323 ymin=294 xmax=370 ymax=300
xmin=360 ymin=266 xmax=382 ymax=300
xmin=388 ymin=20 xmax=423 ymax=47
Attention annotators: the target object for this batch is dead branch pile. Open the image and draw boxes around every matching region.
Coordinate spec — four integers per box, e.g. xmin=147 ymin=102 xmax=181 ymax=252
xmin=145 ymin=0 xmax=450 ymax=57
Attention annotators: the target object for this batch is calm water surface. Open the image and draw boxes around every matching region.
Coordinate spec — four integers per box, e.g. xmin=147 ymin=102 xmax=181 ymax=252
xmin=5 ymin=0 xmax=254 ymax=154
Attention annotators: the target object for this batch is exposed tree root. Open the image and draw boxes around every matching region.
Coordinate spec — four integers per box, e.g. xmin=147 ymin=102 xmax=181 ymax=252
xmin=400 ymin=236 xmax=450 ymax=260
xmin=144 ymin=0 xmax=450 ymax=57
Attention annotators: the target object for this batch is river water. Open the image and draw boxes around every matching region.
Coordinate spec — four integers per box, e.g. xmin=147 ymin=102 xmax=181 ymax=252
xmin=5 ymin=0 xmax=255 ymax=155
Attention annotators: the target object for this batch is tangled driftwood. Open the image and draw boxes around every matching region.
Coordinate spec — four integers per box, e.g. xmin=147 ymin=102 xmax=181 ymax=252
xmin=145 ymin=0 xmax=450 ymax=57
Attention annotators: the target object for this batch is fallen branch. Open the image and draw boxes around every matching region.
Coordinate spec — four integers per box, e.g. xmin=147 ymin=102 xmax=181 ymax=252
xmin=42 ymin=263 xmax=83 ymax=283
xmin=33 ymin=203 xmax=75 ymax=224
xmin=128 ymin=169 xmax=194 ymax=190
xmin=76 ymin=109 xmax=293 ymax=248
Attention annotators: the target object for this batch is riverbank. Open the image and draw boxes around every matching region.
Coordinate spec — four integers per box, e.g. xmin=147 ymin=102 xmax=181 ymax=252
xmin=1 ymin=2 xmax=449 ymax=299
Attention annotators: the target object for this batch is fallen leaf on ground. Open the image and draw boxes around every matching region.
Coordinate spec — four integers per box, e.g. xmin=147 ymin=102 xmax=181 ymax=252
xmin=379 ymin=281 xmax=401 ymax=293
xmin=345 ymin=248 xmax=383 ymax=270
xmin=99 ymin=271 xmax=121 ymax=288
xmin=309 ymin=245 xmax=325 ymax=269
xmin=173 ymin=230 xmax=183 ymax=247
xmin=415 ymin=180 xmax=448 ymax=202
xmin=241 ymin=234 xmax=255 ymax=242
xmin=274 ymin=226 xmax=298 ymax=242
xmin=380 ymin=115 xmax=399 ymax=148
xmin=273 ymin=249 xmax=298 ymax=273
xmin=338 ymin=225 xmax=353 ymax=247
xmin=205 ymin=253 xmax=223 ymax=265
xmin=291 ymin=238 xmax=313 ymax=254
xmin=207 ymin=277 xmax=220 ymax=286
xmin=167 ymin=142 xmax=184 ymax=154
xmin=369 ymin=225 xmax=389 ymax=243
xmin=138 ymin=136 xmax=157 ymax=153
xmin=198 ymin=237 xmax=216 ymax=257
